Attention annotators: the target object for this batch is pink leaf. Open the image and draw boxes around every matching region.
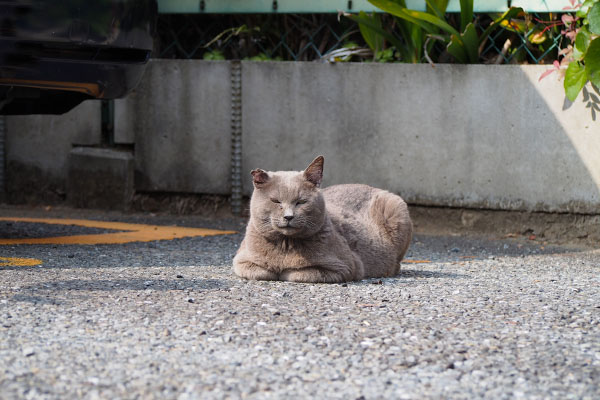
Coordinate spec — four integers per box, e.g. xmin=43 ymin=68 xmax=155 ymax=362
xmin=560 ymin=56 xmax=572 ymax=67
xmin=563 ymin=0 xmax=582 ymax=10
xmin=539 ymin=69 xmax=556 ymax=81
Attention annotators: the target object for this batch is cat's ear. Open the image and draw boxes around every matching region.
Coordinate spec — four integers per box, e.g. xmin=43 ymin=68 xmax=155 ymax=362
xmin=251 ymin=168 xmax=270 ymax=188
xmin=304 ymin=155 xmax=324 ymax=187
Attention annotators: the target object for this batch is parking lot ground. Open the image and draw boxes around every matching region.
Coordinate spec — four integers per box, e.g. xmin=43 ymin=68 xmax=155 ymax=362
xmin=0 ymin=204 xmax=598 ymax=399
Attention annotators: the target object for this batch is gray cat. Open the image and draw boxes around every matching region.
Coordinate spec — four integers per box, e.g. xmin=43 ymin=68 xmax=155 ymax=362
xmin=233 ymin=156 xmax=413 ymax=283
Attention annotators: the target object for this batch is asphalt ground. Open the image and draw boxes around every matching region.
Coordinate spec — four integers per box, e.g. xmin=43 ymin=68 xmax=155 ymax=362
xmin=0 ymin=205 xmax=599 ymax=399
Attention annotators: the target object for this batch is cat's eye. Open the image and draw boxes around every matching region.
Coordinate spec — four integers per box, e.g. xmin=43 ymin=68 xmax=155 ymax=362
xmin=270 ymin=198 xmax=280 ymax=204
xmin=296 ymin=199 xmax=307 ymax=205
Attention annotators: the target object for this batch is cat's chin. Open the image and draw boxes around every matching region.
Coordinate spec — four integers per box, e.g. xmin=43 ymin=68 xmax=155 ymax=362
xmin=274 ymin=225 xmax=301 ymax=236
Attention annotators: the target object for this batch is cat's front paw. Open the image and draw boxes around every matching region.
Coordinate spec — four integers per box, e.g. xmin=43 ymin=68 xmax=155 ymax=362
xmin=233 ymin=261 xmax=279 ymax=281
xmin=279 ymin=267 xmax=348 ymax=283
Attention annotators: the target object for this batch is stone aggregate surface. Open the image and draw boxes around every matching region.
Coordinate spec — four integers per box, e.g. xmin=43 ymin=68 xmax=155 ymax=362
xmin=0 ymin=207 xmax=599 ymax=399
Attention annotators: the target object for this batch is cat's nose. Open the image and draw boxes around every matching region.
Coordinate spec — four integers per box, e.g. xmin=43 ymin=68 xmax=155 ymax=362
xmin=284 ymin=215 xmax=294 ymax=221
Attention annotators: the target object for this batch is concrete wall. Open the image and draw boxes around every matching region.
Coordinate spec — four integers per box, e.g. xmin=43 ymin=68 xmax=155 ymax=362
xmin=5 ymin=101 xmax=101 ymax=203
xmin=241 ymin=62 xmax=599 ymax=213
xmin=5 ymin=60 xmax=600 ymax=213
xmin=117 ymin=60 xmax=232 ymax=195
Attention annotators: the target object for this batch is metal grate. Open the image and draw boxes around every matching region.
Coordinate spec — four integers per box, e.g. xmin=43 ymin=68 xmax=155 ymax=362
xmin=155 ymin=12 xmax=566 ymax=64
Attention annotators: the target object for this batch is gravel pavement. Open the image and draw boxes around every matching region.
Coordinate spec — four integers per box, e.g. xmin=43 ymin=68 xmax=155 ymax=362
xmin=0 ymin=207 xmax=599 ymax=399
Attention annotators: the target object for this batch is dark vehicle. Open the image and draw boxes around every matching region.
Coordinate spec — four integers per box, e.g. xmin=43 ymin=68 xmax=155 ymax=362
xmin=0 ymin=0 xmax=157 ymax=115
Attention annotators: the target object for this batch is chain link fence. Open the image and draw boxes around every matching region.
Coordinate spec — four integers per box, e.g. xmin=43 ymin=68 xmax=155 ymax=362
xmin=478 ymin=13 xmax=565 ymax=64
xmin=156 ymin=14 xmax=358 ymax=61
xmin=155 ymin=12 xmax=566 ymax=64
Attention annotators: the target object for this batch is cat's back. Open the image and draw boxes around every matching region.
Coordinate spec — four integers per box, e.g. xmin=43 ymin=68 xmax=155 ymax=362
xmin=321 ymin=184 xmax=376 ymax=254
xmin=322 ymin=184 xmax=377 ymax=213
xmin=322 ymin=183 xmax=412 ymax=278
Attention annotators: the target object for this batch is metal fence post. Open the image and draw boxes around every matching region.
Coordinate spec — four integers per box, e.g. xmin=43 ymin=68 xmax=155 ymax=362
xmin=0 ymin=116 xmax=5 ymax=203
xmin=230 ymin=60 xmax=243 ymax=215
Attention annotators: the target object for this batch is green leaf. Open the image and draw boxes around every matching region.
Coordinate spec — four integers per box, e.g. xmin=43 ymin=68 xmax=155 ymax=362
xmin=424 ymin=0 xmax=445 ymax=19
xmin=447 ymin=35 xmax=468 ymax=63
xmin=572 ymin=45 xmax=584 ymax=62
xmin=383 ymin=5 xmax=438 ymax=34
xmin=585 ymin=37 xmax=600 ymax=88
xmin=403 ymin=8 xmax=461 ymax=37
xmin=357 ymin=11 xmax=384 ymax=53
xmin=345 ymin=13 xmax=405 ymax=53
xmin=369 ymin=0 xmax=462 ymax=38
xmin=577 ymin=0 xmax=596 ymax=18
xmin=408 ymin=23 xmax=424 ymax=62
xmin=376 ymin=47 xmax=396 ymax=62
xmin=203 ymin=50 xmax=225 ymax=60
xmin=427 ymin=0 xmax=449 ymax=14
xmin=564 ymin=61 xmax=589 ymax=101
xmin=575 ymin=27 xmax=591 ymax=54
xmin=589 ymin=2 xmax=600 ymax=35
xmin=461 ymin=22 xmax=479 ymax=63
xmin=459 ymin=0 xmax=474 ymax=33
xmin=528 ymin=29 xmax=547 ymax=45
xmin=393 ymin=16 xmax=418 ymax=62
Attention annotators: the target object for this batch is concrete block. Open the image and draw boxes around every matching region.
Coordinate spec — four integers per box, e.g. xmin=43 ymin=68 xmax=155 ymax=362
xmin=114 ymin=97 xmax=135 ymax=144
xmin=67 ymin=147 xmax=134 ymax=210
xmin=5 ymin=100 xmax=101 ymax=203
xmin=241 ymin=62 xmax=600 ymax=213
xmin=117 ymin=59 xmax=232 ymax=194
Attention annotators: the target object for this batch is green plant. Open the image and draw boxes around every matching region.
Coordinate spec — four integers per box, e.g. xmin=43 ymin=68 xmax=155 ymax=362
xmin=348 ymin=0 xmax=523 ymax=64
xmin=203 ymin=50 xmax=225 ymax=60
xmin=375 ymin=47 xmax=397 ymax=62
xmin=368 ymin=0 xmax=523 ymax=63
xmin=345 ymin=3 xmax=433 ymax=63
xmin=563 ymin=0 xmax=600 ymax=100
xmin=538 ymin=1 xmax=600 ymax=102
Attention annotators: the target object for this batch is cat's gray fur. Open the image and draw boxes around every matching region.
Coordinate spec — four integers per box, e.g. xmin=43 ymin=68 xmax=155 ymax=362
xmin=233 ymin=156 xmax=412 ymax=283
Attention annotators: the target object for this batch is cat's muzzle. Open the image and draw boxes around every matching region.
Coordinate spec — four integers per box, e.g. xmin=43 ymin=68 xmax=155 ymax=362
xmin=276 ymin=220 xmax=299 ymax=235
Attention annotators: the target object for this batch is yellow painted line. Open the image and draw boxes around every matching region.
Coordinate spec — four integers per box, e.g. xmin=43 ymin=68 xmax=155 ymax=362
xmin=403 ymin=259 xmax=431 ymax=264
xmin=0 ymin=217 xmax=236 ymax=245
xmin=0 ymin=257 xmax=43 ymax=267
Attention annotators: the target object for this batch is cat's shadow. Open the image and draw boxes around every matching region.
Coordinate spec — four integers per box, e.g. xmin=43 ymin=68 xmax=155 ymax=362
xmin=350 ymin=269 xmax=469 ymax=285
xmin=398 ymin=269 xmax=469 ymax=279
